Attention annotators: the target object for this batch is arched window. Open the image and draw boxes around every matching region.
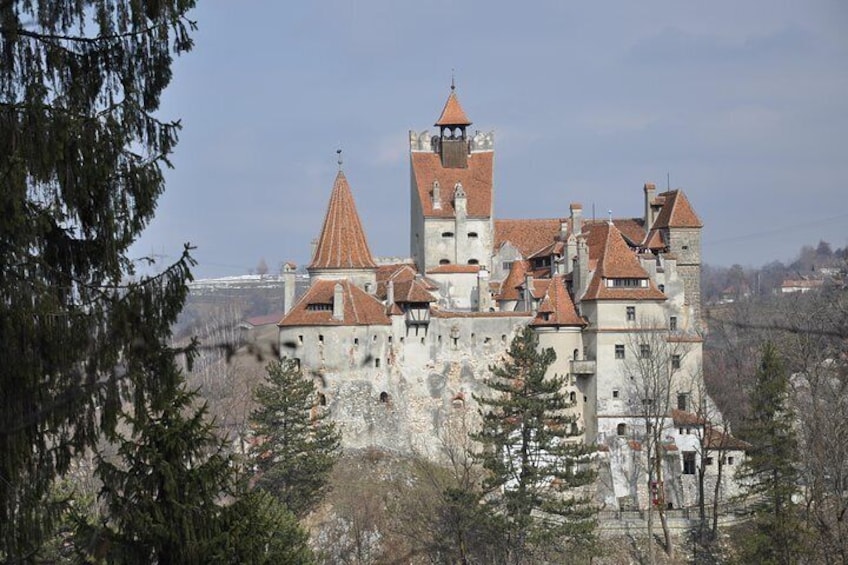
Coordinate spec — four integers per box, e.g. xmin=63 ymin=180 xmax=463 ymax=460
xmin=569 ymin=391 xmax=577 ymax=403
xmin=439 ymin=259 xmax=450 ymax=265
xmin=467 ymin=258 xmax=479 ymax=265
xmin=442 ymin=231 xmax=454 ymax=238
xmin=617 ymin=423 xmax=628 ymax=436
xmin=379 ymin=391 xmax=390 ymax=403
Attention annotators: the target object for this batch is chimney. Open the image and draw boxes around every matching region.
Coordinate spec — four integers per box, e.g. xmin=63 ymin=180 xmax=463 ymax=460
xmin=570 ymin=203 xmax=583 ymax=236
xmin=644 ymin=183 xmax=656 ymax=228
xmin=524 ymin=274 xmax=536 ymax=312
xmin=575 ymin=236 xmax=590 ymax=300
xmin=565 ymin=233 xmax=577 ymax=275
xmin=332 ymin=283 xmax=344 ymax=321
xmin=477 ymin=267 xmax=491 ymax=312
xmin=282 ymin=262 xmax=296 ymax=315
xmin=386 ymin=279 xmax=395 ymax=309
xmin=453 ymin=182 xmax=467 ymax=218
xmin=558 ymin=219 xmax=568 ymax=241
xmin=432 ymin=180 xmax=441 ymax=210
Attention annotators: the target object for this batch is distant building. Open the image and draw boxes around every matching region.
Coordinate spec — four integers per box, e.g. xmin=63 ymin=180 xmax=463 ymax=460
xmin=277 ymin=85 xmax=743 ymax=510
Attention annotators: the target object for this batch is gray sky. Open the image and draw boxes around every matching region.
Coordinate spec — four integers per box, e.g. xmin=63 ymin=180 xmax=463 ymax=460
xmin=133 ymin=1 xmax=848 ymax=279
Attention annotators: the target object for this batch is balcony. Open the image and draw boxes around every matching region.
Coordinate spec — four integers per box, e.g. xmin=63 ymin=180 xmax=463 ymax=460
xmin=570 ymin=360 xmax=596 ymax=376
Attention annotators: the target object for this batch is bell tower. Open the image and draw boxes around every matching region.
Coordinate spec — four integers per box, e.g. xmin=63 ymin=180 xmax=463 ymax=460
xmin=434 ymin=81 xmax=472 ymax=169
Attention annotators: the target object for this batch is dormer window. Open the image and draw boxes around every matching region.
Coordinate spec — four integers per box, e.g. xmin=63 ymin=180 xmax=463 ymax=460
xmin=442 ymin=231 xmax=454 ymax=238
xmin=607 ymin=278 xmax=648 ymax=288
xmin=306 ymin=303 xmax=333 ymax=311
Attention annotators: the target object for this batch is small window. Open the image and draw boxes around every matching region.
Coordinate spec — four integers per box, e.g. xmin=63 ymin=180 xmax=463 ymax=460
xmin=467 ymin=259 xmax=479 ymax=265
xmin=727 ymin=457 xmax=735 ymax=465
xmin=682 ymin=245 xmax=689 ymax=250
xmin=617 ymin=423 xmax=627 ymax=436
xmin=372 ymin=334 xmax=378 ymax=342
xmin=570 ymin=422 xmax=579 ymax=435
xmin=379 ymin=391 xmax=389 ymax=403
xmin=484 ymin=336 xmax=491 ymax=344
xmin=626 ymin=306 xmax=636 ymax=321
xmin=612 ymin=389 xmax=619 ymax=399
xmin=659 ymin=284 xmax=665 ymax=292
xmin=501 ymin=334 xmax=507 ymax=343
xmin=669 ymin=316 xmax=677 ymax=331
xmin=672 ymin=355 xmax=682 ymax=370
xmin=292 ymin=358 xmax=301 ymax=371
xmin=420 ymin=337 xmax=425 ymax=344
xmin=442 ymin=231 xmax=454 ymax=238
xmin=569 ymin=391 xmax=577 ymax=402
xmin=298 ymin=335 xmax=304 ymax=344
xmin=318 ymin=334 xmax=324 ymax=343
xmin=683 ymin=451 xmax=696 ymax=475
xmin=705 ymin=457 xmax=714 ymax=466
xmin=502 ymin=261 xmax=513 ymax=271
xmin=318 ymin=393 xmax=327 ymax=406
xmin=640 ymin=344 xmax=651 ymax=358
xmin=439 ymin=259 xmax=450 ymax=265
xmin=388 ymin=336 xmax=393 ymax=344
xmin=375 ymin=358 xmax=380 ymax=368
xmin=615 ymin=344 xmax=625 ymax=359
xmin=354 ymin=338 xmax=359 ymax=346
xmin=467 ymin=231 xmax=478 ymax=238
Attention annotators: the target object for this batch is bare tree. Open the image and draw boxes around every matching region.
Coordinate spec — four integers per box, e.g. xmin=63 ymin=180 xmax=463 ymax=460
xmin=624 ymin=317 xmax=696 ymax=561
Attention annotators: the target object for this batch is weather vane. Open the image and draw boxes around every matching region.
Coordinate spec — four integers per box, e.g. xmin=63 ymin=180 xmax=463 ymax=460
xmin=336 ymin=148 xmax=343 ymax=171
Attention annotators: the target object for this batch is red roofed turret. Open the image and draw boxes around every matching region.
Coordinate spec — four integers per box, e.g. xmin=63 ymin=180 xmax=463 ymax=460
xmin=308 ymin=170 xmax=377 ymax=283
xmin=435 ymin=84 xmax=472 ymax=127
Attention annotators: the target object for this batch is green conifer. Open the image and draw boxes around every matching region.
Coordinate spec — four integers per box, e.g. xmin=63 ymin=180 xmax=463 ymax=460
xmin=473 ymin=327 xmax=596 ymax=564
xmin=250 ymin=360 xmax=342 ymax=517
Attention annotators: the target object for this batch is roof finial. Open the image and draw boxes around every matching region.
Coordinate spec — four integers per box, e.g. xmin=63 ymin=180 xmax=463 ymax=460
xmin=336 ymin=148 xmax=343 ymax=171
xmin=608 ymin=209 xmax=613 ymax=225
xmin=451 ymin=68 xmax=455 ymax=91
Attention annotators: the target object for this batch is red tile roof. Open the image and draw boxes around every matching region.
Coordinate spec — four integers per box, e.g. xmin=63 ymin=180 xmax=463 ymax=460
xmin=582 ymin=222 xmax=666 ymax=301
xmin=426 ymin=264 xmax=481 ymax=274
xmin=704 ymin=428 xmax=751 ymax=451
xmin=392 ymin=279 xmax=436 ymax=303
xmin=651 ymin=189 xmax=702 ymax=229
xmin=309 ymin=172 xmax=377 ymax=270
xmin=412 ymin=152 xmax=493 ymax=218
xmin=531 ymin=276 xmax=586 ymax=327
xmin=494 ymin=218 xmax=562 ymax=257
xmin=279 ymin=279 xmax=390 ymax=327
xmin=434 ymin=89 xmax=472 ymax=126
xmin=672 ymin=409 xmax=707 ymax=427
xmin=497 ymin=259 xmax=529 ymax=301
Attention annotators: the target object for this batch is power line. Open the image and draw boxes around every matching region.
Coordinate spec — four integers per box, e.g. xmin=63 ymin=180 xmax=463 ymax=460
xmin=706 ymin=213 xmax=848 ymax=245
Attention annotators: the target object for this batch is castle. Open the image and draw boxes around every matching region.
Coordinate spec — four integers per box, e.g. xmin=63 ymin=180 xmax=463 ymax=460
xmin=277 ymin=86 xmax=743 ymax=509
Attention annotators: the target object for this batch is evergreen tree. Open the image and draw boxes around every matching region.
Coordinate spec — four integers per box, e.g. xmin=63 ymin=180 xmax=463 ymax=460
xmin=736 ymin=343 xmax=803 ymax=564
xmin=250 ymin=360 xmax=342 ymax=517
xmin=473 ymin=327 xmax=596 ymax=564
xmin=75 ymin=375 xmax=235 ymax=563
xmin=0 ymin=0 xmax=196 ymax=557
xmin=221 ymin=490 xmax=315 ymax=565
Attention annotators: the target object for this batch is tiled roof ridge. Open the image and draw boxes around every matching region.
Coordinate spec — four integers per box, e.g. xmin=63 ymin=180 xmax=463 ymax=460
xmin=531 ymin=275 xmax=586 ymax=327
xmin=435 ymin=89 xmax=472 ymax=126
xmin=652 ymin=189 xmax=703 ymax=229
xmin=597 ymin=222 xmax=650 ymax=279
xmin=309 ymin=171 xmax=377 ymax=270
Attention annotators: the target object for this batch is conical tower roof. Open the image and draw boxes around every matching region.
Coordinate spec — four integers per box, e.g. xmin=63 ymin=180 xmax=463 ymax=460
xmin=309 ymin=171 xmax=377 ymax=270
xmin=435 ymin=87 xmax=472 ymax=127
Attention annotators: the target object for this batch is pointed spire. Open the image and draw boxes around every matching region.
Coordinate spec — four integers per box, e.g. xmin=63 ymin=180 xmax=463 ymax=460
xmin=309 ymin=171 xmax=377 ymax=270
xmin=435 ymin=84 xmax=472 ymax=127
